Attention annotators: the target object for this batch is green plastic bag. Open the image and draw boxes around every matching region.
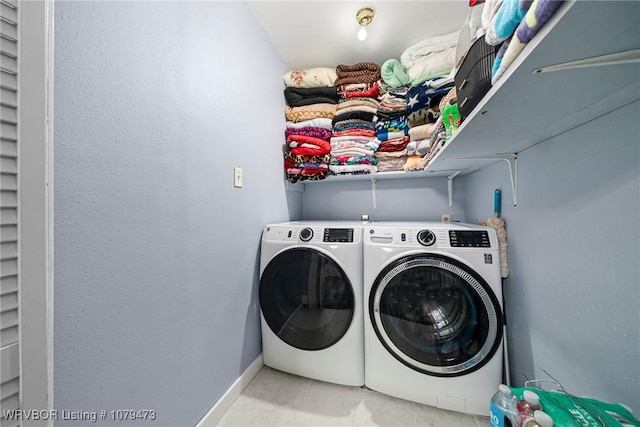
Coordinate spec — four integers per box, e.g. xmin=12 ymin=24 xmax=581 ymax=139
xmin=442 ymin=103 xmax=461 ymax=142
xmin=509 ymin=387 xmax=640 ymax=427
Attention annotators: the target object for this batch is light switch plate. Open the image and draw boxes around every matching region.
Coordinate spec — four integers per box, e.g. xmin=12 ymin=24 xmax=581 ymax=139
xmin=234 ymin=167 xmax=243 ymax=188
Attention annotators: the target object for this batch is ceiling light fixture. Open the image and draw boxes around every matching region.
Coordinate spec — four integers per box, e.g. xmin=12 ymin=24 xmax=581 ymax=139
xmin=356 ymin=7 xmax=374 ymax=41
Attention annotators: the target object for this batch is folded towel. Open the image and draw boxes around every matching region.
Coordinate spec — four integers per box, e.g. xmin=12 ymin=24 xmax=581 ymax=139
xmin=330 ymin=156 xmax=378 ymax=166
xmin=381 ymin=59 xmax=412 ymax=88
xmin=284 ymin=86 xmax=340 ymax=107
xmin=482 ymin=0 xmax=505 ymax=29
xmin=341 ymin=82 xmax=380 ymax=99
xmin=287 ymin=134 xmax=331 ymax=154
xmin=491 ymin=0 xmax=564 ymax=84
xmin=331 ymin=111 xmax=377 ymax=126
xmin=329 ymin=164 xmax=378 ymax=175
xmin=401 ymin=32 xmax=459 ymax=82
xmin=409 ymin=123 xmax=438 ymax=141
xmin=284 ymin=151 xmax=331 ymax=167
xmin=335 ymin=62 xmax=381 ymax=86
xmin=286 ymin=118 xmax=333 ymax=130
xmin=485 ymin=0 xmax=533 ymax=46
xmin=376 ymin=156 xmax=407 ymax=172
xmin=283 ymin=67 xmax=337 ymax=88
xmin=335 ymin=105 xmax=379 ymax=116
xmin=285 ymin=127 xmax=332 ymax=141
xmin=406 ymin=80 xmax=454 ymax=114
xmin=406 ymin=138 xmax=432 ymax=156
xmin=337 ymin=98 xmax=380 ymax=110
xmin=403 ymin=155 xmax=427 ymax=171
xmin=285 ymin=104 xmax=337 ymax=123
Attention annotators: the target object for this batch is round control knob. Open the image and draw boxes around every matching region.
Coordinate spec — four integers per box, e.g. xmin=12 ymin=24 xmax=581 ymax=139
xmin=299 ymin=227 xmax=313 ymax=242
xmin=417 ymin=229 xmax=436 ymax=246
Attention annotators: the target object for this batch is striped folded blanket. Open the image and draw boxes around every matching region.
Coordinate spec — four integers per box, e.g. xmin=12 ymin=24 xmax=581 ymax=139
xmin=335 ymin=62 xmax=381 ymax=86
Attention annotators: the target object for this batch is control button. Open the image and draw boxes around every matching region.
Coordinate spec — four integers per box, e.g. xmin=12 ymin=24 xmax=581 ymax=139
xmin=287 ymin=230 xmax=292 ymax=238
xmin=417 ymin=229 xmax=436 ymax=246
xmin=401 ymin=233 xmax=406 ymax=241
xmin=299 ymin=227 xmax=313 ymax=242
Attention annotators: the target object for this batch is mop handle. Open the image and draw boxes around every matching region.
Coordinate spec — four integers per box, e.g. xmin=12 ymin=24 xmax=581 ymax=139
xmin=494 ymin=189 xmax=502 ymax=218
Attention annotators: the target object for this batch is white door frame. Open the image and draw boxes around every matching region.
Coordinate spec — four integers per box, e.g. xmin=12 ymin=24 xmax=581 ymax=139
xmin=19 ymin=0 xmax=54 ymax=421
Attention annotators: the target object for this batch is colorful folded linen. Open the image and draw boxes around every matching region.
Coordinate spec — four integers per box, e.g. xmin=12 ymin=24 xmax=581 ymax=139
xmin=284 ymin=86 xmax=340 ymax=107
xmin=286 ymin=118 xmax=333 ymax=130
xmin=285 ymin=104 xmax=337 ymax=122
xmin=283 ymin=67 xmax=338 ymax=88
xmin=335 ymin=62 xmax=381 ymax=86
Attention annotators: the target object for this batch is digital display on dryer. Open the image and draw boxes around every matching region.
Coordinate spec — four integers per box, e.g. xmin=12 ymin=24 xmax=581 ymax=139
xmin=323 ymin=228 xmax=354 ymax=242
xmin=449 ymin=230 xmax=491 ymax=247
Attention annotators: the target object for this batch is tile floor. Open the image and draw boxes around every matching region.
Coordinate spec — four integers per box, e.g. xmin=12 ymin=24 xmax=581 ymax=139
xmin=217 ymin=366 xmax=490 ymax=427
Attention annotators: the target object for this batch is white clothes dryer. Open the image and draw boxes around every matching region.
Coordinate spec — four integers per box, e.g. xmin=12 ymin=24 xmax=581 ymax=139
xmin=363 ymin=221 xmax=504 ymax=416
xmin=259 ymin=221 xmax=364 ymax=386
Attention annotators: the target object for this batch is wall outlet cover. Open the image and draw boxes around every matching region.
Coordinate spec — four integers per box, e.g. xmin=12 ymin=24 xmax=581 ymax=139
xmin=234 ymin=167 xmax=243 ymax=188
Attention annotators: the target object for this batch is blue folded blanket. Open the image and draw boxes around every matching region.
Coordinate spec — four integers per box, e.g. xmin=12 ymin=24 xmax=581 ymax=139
xmin=492 ymin=0 xmax=565 ymax=84
xmin=485 ymin=0 xmax=533 ymax=46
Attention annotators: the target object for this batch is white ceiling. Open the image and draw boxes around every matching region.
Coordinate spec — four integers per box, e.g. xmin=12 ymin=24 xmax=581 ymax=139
xmin=245 ymin=1 xmax=472 ymax=70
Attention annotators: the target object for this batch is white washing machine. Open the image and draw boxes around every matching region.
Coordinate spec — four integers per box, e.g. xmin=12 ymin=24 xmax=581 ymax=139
xmin=363 ymin=221 xmax=504 ymax=416
xmin=259 ymin=221 xmax=364 ymax=386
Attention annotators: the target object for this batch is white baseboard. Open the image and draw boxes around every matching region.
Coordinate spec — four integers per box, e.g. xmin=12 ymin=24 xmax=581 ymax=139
xmin=195 ymin=354 xmax=264 ymax=427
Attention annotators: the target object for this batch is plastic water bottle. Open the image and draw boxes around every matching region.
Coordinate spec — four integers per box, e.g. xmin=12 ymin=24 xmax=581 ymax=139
xmin=533 ymin=410 xmax=554 ymax=427
xmin=490 ymin=384 xmax=518 ymax=427
xmin=517 ymin=390 xmax=541 ymax=426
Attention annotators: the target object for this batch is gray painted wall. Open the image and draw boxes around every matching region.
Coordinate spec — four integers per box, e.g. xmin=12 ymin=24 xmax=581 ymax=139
xmin=53 ymin=2 xmax=299 ymax=426
xmin=303 ymin=103 xmax=640 ymax=414
xmin=461 ymin=101 xmax=640 ymax=413
xmin=52 ymin=0 xmax=639 ymax=422
xmin=302 ymin=177 xmax=466 ymax=222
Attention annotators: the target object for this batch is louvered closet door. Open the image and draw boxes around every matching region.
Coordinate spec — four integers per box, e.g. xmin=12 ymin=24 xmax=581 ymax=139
xmin=0 ymin=0 xmax=20 ymax=425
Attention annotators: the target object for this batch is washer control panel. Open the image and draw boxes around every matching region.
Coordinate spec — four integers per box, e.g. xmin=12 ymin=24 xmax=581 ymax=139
xmin=449 ymin=230 xmax=491 ymax=247
xmin=417 ymin=229 xmax=436 ymax=246
xmin=323 ymin=228 xmax=354 ymax=243
xmin=299 ymin=227 xmax=314 ymax=242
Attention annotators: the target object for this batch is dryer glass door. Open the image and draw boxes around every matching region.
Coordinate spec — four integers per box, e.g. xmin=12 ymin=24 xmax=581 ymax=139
xmin=370 ymin=254 xmax=502 ymax=376
xmin=260 ymin=248 xmax=354 ymax=351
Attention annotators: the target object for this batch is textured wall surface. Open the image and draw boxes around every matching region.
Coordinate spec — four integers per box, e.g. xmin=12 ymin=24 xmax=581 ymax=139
xmin=302 ymin=177 xmax=466 ymax=222
xmin=461 ymin=101 xmax=640 ymax=413
xmin=53 ymin=0 xmax=640 ymax=422
xmin=54 ymin=2 xmax=298 ymax=425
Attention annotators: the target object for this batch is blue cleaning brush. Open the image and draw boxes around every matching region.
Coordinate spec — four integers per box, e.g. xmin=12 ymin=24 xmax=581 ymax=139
xmin=494 ymin=188 xmax=502 ymax=218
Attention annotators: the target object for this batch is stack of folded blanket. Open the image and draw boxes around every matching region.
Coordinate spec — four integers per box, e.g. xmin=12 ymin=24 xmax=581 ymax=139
xmin=406 ymin=76 xmax=455 ymax=128
xmin=377 ymin=83 xmax=409 ymax=121
xmin=374 ymin=116 xmax=410 ymax=173
xmin=422 ymin=117 xmax=447 ymax=166
xmin=404 ymin=76 xmax=455 ymax=170
xmin=482 ymin=0 xmax=564 ymax=85
xmin=400 ymin=32 xmax=459 ymax=84
xmin=421 ymin=89 xmax=458 ymax=168
xmin=406 ymin=86 xmax=456 ymax=170
xmin=334 ymin=62 xmax=381 ymax=86
xmin=329 ymin=62 xmax=382 ymax=177
xmin=283 ymin=67 xmax=339 ymax=183
xmin=374 ymin=82 xmax=412 ymax=172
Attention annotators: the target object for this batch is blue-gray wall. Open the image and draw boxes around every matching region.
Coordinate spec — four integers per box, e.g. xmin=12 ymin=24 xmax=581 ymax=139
xmin=53 ymin=0 xmax=639 ymax=422
xmin=302 ymin=177 xmax=465 ymax=222
xmin=53 ymin=2 xmax=299 ymax=426
xmin=303 ymin=103 xmax=640 ymax=413
xmin=461 ymin=101 xmax=640 ymax=413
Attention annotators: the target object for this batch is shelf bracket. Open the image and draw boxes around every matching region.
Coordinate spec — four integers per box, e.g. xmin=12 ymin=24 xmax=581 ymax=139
xmin=284 ymin=180 xmax=305 ymax=193
xmin=447 ymin=171 xmax=461 ymax=208
xmin=370 ymin=175 xmax=377 ymax=208
xmin=447 ymin=153 xmax=518 ymax=206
